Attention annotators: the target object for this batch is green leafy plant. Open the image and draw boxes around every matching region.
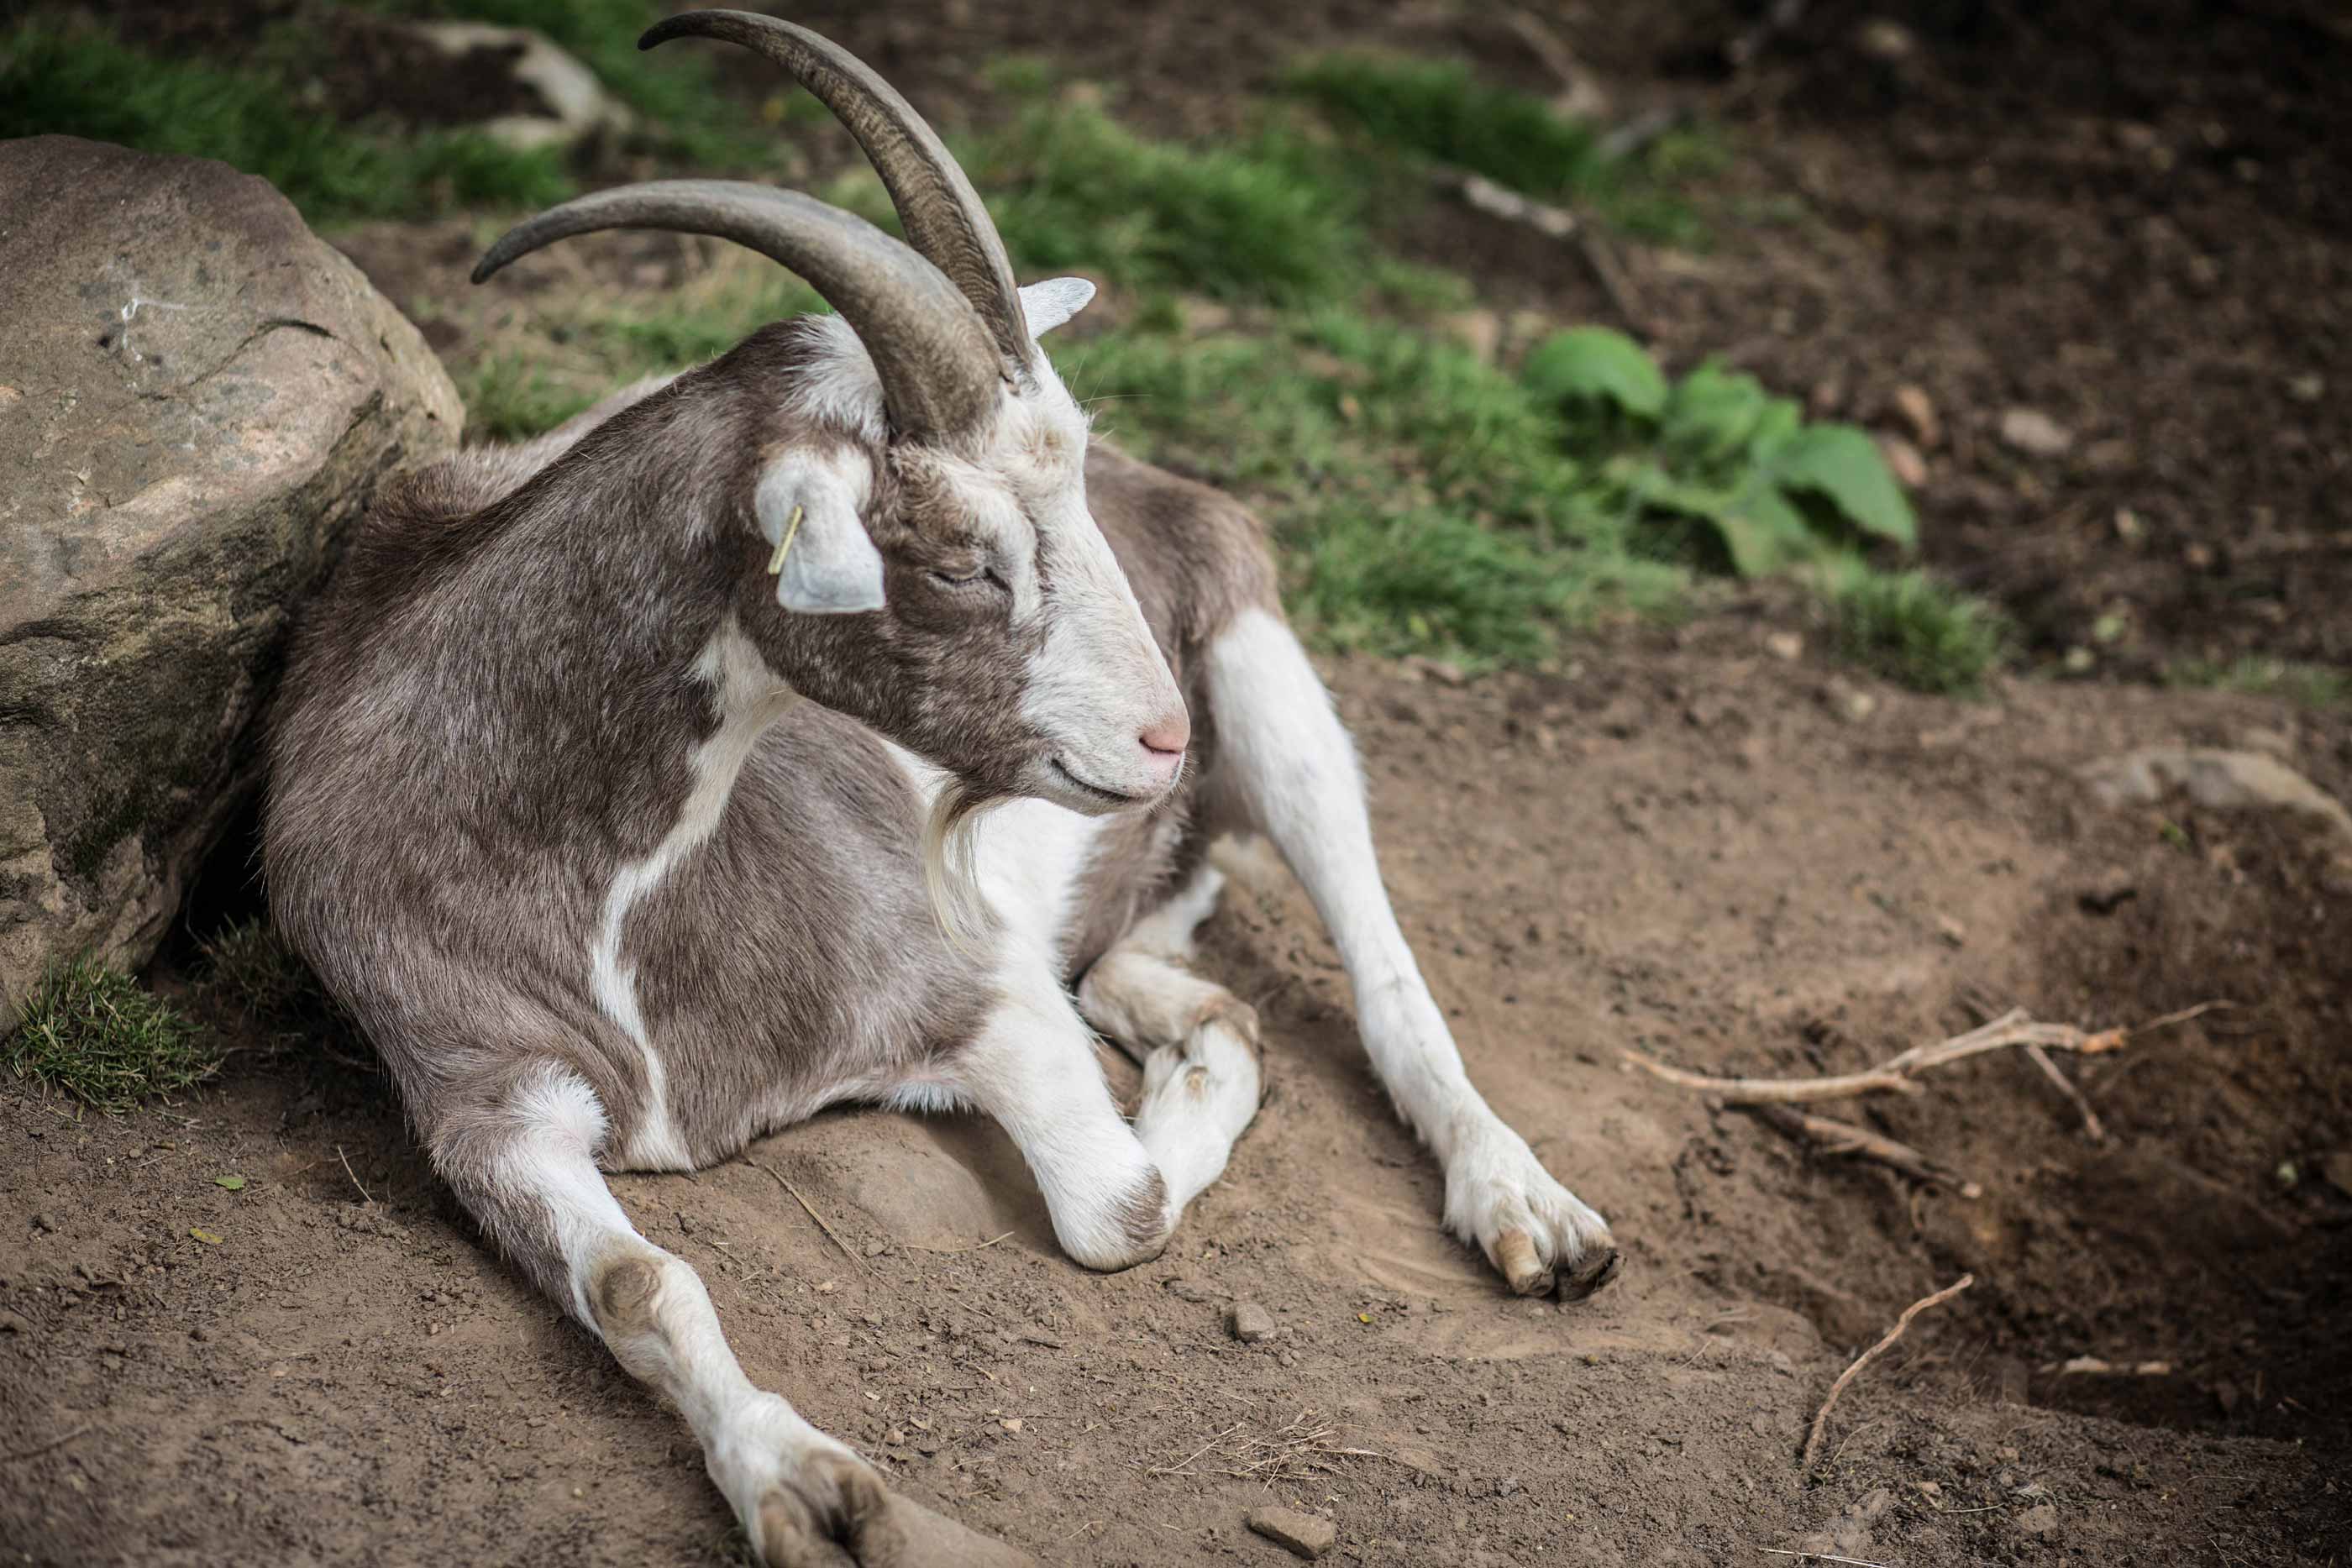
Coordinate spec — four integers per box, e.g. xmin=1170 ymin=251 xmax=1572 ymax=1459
xmin=1525 ymin=328 xmax=1916 ymax=577
xmin=6 ymin=962 xmax=220 ymax=1114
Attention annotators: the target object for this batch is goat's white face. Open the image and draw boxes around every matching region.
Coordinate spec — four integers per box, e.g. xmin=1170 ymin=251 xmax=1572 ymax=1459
xmin=748 ymin=281 xmax=1189 ymax=816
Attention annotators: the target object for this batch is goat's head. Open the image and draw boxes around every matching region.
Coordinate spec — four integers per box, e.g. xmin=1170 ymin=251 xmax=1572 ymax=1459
xmin=471 ymin=10 xmax=1188 ymax=820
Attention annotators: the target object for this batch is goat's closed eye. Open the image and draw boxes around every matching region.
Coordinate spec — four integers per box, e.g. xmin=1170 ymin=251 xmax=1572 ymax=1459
xmin=928 ymin=563 xmax=1005 ymax=594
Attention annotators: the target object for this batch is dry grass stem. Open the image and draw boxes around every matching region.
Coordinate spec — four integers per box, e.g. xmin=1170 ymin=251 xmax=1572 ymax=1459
xmin=336 ymin=1145 xmax=374 ymax=1205
xmin=747 ymin=1159 xmax=872 ymax=1276
xmin=1145 ymin=1409 xmax=1379 ymax=1484
xmin=1759 ymin=1550 xmax=1889 ymax=1568
xmin=909 ymin=1231 xmax=1016 ymax=1255
xmin=1803 ymin=1273 xmax=1975 ymax=1467
xmin=1746 ymin=1104 xmax=1983 ymax=1197
xmin=1624 ymin=1003 xmax=2219 ymax=1105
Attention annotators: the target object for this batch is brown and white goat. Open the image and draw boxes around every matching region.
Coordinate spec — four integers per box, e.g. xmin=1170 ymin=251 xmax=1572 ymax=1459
xmin=265 ymin=13 xmax=1620 ymax=1563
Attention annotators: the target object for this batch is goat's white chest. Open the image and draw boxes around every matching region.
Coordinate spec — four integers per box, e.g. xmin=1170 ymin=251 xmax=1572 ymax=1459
xmin=879 ymin=741 xmax=1108 ymax=966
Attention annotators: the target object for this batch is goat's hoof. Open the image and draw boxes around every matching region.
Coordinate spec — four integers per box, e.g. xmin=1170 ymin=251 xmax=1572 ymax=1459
xmin=1447 ymin=1125 xmax=1620 ymax=1303
xmin=754 ymin=1450 xmax=1036 ymax=1567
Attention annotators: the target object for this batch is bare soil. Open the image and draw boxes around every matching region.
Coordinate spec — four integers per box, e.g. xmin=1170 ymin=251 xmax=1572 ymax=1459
xmin=8 ymin=3 xmax=2351 ymax=1564
xmin=5 ymin=619 xmax=2349 ymax=1565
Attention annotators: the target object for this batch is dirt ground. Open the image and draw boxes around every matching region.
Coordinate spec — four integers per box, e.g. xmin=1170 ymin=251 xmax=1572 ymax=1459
xmin=8 ymin=3 xmax=2352 ymax=1565
xmin=6 ymin=621 xmax=2349 ymax=1565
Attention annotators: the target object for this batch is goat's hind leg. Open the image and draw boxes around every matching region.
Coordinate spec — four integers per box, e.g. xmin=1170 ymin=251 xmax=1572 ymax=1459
xmin=1076 ymin=862 xmax=1264 ymax=1212
xmin=432 ymin=1061 xmax=1030 ymax=1568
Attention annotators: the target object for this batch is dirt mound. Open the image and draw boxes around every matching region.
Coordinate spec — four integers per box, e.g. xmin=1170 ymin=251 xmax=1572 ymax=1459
xmin=4 ymin=630 xmax=2345 ymax=1565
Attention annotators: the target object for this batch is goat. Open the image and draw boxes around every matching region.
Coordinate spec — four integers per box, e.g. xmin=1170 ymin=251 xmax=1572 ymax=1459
xmin=264 ymin=13 xmax=1620 ymax=1565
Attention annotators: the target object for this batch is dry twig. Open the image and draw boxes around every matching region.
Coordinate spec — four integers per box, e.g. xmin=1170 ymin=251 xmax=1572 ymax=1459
xmin=1429 ymin=167 xmax=1651 ymax=333
xmin=1802 ymin=1273 xmax=1974 ymax=1467
xmin=1440 ymin=168 xmax=1578 ymax=238
xmin=2020 ymin=1042 xmax=2106 ymax=1141
xmin=1504 ymin=8 xmax=1587 ymax=94
xmin=747 ymin=1159 xmax=871 ymax=1276
xmin=0 ymin=1425 xmax=92 ymax=1464
xmin=1746 ymin=1104 xmax=1982 ymax=1198
xmin=1624 ymin=1004 xmax=2218 ymax=1105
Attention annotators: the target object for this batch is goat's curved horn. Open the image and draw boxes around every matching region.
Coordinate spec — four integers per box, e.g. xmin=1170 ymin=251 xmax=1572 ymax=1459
xmin=641 ymin=9 xmax=1034 ymax=374
xmin=473 ymin=180 xmax=999 ymax=443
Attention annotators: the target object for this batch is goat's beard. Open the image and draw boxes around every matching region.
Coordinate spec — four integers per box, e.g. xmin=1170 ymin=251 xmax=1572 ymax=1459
xmin=920 ymin=781 xmax=1003 ymax=955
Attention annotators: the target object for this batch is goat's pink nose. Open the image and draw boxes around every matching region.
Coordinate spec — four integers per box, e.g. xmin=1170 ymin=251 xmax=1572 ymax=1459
xmin=1139 ymin=712 xmax=1190 ymax=758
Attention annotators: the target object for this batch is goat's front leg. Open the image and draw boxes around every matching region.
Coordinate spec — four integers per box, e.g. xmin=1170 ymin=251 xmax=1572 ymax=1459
xmin=951 ymin=973 xmax=1182 ymax=1269
xmin=1203 ymin=607 xmax=1621 ymax=1298
xmin=432 ymin=1062 xmax=1032 ymax=1567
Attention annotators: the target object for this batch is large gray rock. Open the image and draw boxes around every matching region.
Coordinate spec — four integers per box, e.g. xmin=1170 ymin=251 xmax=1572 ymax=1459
xmin=0 ymin=136 xmax=460 ymax=1027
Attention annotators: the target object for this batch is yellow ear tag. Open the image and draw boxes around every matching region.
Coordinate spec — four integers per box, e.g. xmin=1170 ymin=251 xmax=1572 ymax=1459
xmin=765 ymin=503 xmax=805 ymax=575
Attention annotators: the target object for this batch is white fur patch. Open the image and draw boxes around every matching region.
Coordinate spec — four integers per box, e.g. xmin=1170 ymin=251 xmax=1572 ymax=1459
xmin=591 ymin=619 xmax=799 ymax=1169
xmin=1202 ymin=608 xmax=1613 ymax=1286
xmin=879 ymin=739 xmax=1107 ymax=967
xmin=784 ymin=314 xmax=887 ymax=443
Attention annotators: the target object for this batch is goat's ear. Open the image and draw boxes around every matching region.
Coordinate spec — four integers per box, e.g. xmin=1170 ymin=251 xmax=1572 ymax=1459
xmin=754 ymin=450 xmax=885 ymax=615
xmin=1018 ymin=277 xmax=1095 ymax=339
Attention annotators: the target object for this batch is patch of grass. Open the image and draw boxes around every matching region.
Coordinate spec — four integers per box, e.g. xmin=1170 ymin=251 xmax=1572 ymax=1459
xmin=6 ymin=962 xmax=219 ymax=1114
xmin=1287 ymin=53 xmax=1715 ymax=244
xmin=417 ymin=70 xmax=1925 ymax=679
xmin=1821 ymin=564 xmax=2010 ymax=696
xmin=1290 ymin=54 xmax=1608 ymax=202
xmin=974 ymin=85 xmax=1364 ymax=304
xmin=1061 ymin=310 xmax=1677 ymax=666
xmin=2166 ymin=656 xmax=2351 ymax=709
xmin=197 ymin=920 xmax=323 ymax=1027
xmin=447 ymin=244 xmax=827 ymax=438
xmin=347 ymin=0 xmax=780 ymax=170
xmin=0 ymin=22 xmax=573 ymax=226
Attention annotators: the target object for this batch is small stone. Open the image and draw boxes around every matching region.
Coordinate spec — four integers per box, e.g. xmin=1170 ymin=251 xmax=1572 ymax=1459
xmin=1891 ymin=383 xmax=1940 ymax=447
xmin=1821 ymin=679 xmax=1877 ymax=722
xmin=30 ymin=1213 xmax=58 ymax=1235
xmin=1247 ymin=1506 xmax=1337 ymax=1560
xmin=2013 ymin=1502 xmax=2061 ymax=1538
xmin=1440 ymin=309 xmax=1504 ymax=364
xmin=2318 ymin=1151 xmax=2352 ymax=1198
xmin=864 ymin=1240 xmax=890 ymax=1258
xmin=999 ymin=1418 xmax=1022 ymax=1433
xmin=1879 ymin=433 xmax=1928 ymax=488
xmin=1764 ymin=631 xmax=1803 ymax=661
xmin=1855 ymin=18 xmax=1918 ymax=59
xmin=1999 ymin=408 xmax=2074 ymax=458
xmin=2286 ymin=372 xmax=2325 ymax=404
xmin=1229 ymin=1303 xmax=1276 ymax=1343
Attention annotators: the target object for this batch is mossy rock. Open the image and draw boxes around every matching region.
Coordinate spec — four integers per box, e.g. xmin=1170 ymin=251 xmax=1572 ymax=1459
xmin=0 ymin=136 xmax=461 ymax=1027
